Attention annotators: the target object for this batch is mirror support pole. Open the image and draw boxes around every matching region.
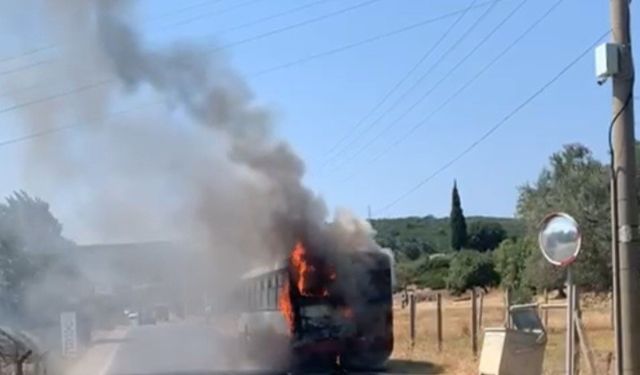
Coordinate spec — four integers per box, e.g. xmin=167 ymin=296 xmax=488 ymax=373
xmin=565 ymin=267 xmax=575 ymax=375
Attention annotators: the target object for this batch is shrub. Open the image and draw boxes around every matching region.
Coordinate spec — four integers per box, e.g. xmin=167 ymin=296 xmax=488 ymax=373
xmin=447 ymin=250 xmax=499 ymax=294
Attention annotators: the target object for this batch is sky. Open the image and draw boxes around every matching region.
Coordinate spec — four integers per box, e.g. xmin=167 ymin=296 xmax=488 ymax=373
xmin=0 ymin=0 xmax=637 ymax=241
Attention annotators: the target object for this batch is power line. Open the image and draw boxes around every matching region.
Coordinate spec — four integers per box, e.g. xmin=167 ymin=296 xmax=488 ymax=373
xmin=374 ymin=29 xmax=611 ymax=215
xmin=250 ymin=0 xmax=499 ymax=77
xmin=148 ymin=0 xmax=226 ymax=23
xmin=215 ymin=0 xmax=331 ymax=36
xmin=0 ymin=2 xmax=496 ymax=149
xmin=0 ymin=78 xmax=113 ymax=117
xmin=0 ymin=0 xmax=224 ymax=67
xmin=0 ymin=0 xmax=382 ymax=117
xmin=360 ymin=0 xmax=565 ymax=170
xmin=321 ymin=0 xmax=484 ymax=167
xmin=209 ymin=0 xmax=384 ymax=53
xmin=0 ymin=60 xmax=51 ymax=77
xmin=0 ymin=0 xmax=263 ymax=80
xmin=0 ymin=99 xmax=163 ymax=148
xmin=331 ymin=0 xmax=512 ymax=171
xmin=0 ymin=45 xmax=54 ymax=65
xmin=161 ymin=0 xmax=268 ymax=29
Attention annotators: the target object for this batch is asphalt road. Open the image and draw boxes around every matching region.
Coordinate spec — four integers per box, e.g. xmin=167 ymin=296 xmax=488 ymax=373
xmin=107 ymin=321 xmax=238 ymax=375
xmin=67 ymin=320 xmax=435 ymax=375
xmin=68 ymin=320 xmax=267 ymax=375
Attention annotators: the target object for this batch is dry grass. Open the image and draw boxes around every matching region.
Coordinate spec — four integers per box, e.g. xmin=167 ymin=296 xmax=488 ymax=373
xmin=391 ymin=290 xmax=614 ymax=374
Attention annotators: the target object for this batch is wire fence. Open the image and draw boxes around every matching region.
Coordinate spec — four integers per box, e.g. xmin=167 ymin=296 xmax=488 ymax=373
xmin=394 ymin=289 xmax=615 ymax=374
xmin=0 ymin=327 xmax=46 ymax=375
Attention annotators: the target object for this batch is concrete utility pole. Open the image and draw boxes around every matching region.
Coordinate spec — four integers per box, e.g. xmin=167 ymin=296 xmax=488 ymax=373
xmin=610 ymin=1 xmax=640 ymax=374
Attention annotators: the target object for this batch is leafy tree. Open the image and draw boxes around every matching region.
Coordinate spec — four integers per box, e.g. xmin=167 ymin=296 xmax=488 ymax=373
xmin=402 ymin=241 xmax=422 ymax=261
xmin=493 ymin=238 xmax=533 ymax=303
xmin=446 ymin=250 xmax=499 ymax=294
xmin=372 ymin=216 xmax=523 ymax=256
xmin=468 ymin=221 xmax=507 ymax=252
xmin=0 ymin=240 xmax=34 ymax=315
xmin=0 ymin=192 xmax=77 ymax=320
xmin=450 ymin=181 xmax=468 ymax=250
xmin=414 ymin=255 xmax=450 ymax=290
xmin=517 ymin=144 xmax=611 ymax=293
xmin=0 ymin=191 xmax=73 ymax=253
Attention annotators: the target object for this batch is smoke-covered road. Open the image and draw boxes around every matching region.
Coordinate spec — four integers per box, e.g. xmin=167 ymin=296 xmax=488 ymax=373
xmin=67 ymin=321 xmax=426 ymax=375
xmin=69 ymin=320 xmax=260 ymax=375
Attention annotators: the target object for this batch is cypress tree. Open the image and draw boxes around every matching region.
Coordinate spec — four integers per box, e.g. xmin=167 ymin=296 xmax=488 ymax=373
xmin=450 ymin=180 xmax=468 ymax=250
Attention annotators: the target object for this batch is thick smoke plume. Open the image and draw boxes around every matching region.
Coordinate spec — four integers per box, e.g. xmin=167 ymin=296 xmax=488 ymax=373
xmin=94 ymin=1 xmax=383 ymax=269
xmin=0 ymin=0 xmax=391 ymax=370
xmin=3 ymin=0 xmax=384 ymax=307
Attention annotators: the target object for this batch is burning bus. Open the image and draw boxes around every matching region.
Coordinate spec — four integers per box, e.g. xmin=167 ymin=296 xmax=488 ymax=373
xmin=238 ymin=240 xmax=393 ymax=371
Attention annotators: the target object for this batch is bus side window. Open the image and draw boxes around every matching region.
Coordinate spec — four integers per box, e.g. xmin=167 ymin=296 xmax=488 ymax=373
xmin=246 ymin=283 xmax=251 ymax=311
xmin=255 ymin=279 xmax=260 ymax=311
xmin=253 ymin=280 xmax=259 ymax=311
xmin=275 ymin=272 xmax=284 ymax=305
xmin=266 ymin=276 xmax=272 ymax=310
xmin=261 ymin=278 xmax=266 ymax=310
xmin=271 ymin=274 xmax=277 ymax=309
xmin=246 ymin=284 xmax=251 ymax=311
xmin=274 ymin=274 xmax=279 ymax=305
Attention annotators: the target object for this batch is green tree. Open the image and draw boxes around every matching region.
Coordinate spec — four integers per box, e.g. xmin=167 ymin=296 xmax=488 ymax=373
xmin=446 ymin=250 xmax=499 ymax=294
xmin=468 ymin=221 xmax=507 ymax=252
xmin=0 ymin=191 xmax=73 ymax=253
xmin=493 ymin=238 xmax=533 ymax=303
xmin=517 ymin=144 xmax=611 ymax=293
xmin=0 ymin=240 xmax=34 ymax=315
xmin=0 ymin=192 xmax=77 ymax=319
xmin=450 ymin=181 xmax=468 ymax=250
xmin=413 ymin=255 xmax=450 ymax=290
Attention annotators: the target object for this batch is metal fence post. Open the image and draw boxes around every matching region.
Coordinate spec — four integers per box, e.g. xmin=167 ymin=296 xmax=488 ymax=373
xmin=436 ymin=293 xmax=443 ymax=352
xmin=471 ymin=288 xmax=478 ymax=356
xmin=410 ymin=293 xmax=416 ymax=347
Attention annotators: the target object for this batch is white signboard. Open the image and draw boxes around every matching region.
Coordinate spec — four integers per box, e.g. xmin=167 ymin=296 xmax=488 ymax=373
xmin=60 ymin=311 xmax=78 ymax=357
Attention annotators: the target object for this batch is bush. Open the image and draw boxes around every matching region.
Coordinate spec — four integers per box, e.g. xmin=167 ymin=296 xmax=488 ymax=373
xmin=493 ymin=239 xmax=532 ymax=289
xmin=447 ymin=250 xmax=499 ymax=294
xmin=414 ymin=255 xmax=450 ymax=290
xmin=467 ymin=221 xmax=507 ymax=252
xmin=414 ymin=267 xmax=448 ymax=290
xmin=493 ymin=238 xmax=535 ymax=303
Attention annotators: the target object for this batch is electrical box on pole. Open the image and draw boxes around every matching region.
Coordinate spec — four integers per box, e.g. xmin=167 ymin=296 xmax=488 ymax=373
xmin=595 ymin=43 xmax=620 ymax=83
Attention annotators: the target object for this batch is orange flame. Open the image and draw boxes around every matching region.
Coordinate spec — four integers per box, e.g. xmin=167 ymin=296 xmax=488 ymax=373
xmin=291 ymin=241 xmax=314 ymax=295
xmin=278 ymin=240 xmax=336 ymax=333
xmin=278 ymin=282 xmax=294 ymax=333
xmin=290 ymin=240 xmax=332 ymax=297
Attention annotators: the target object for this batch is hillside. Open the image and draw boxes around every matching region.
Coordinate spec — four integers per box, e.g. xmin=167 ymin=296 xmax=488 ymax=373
xmin=371 ymin=215 xmax=525 ymax=257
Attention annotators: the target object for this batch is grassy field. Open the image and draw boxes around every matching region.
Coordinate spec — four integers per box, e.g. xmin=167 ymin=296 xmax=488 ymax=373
xmin=391 ymin=290 xmax=614 ymax=374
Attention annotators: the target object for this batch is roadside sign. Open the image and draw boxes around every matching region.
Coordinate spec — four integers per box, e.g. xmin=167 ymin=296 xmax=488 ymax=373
xmin=60 ymin=311 xmax=78 ymax=358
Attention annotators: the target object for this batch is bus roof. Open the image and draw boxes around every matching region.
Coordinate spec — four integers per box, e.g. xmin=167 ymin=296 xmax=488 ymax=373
xmin=240 ymin=259 xmax=288 ymax=280
xmin=240 ymin=249 xmax=390 ymax=280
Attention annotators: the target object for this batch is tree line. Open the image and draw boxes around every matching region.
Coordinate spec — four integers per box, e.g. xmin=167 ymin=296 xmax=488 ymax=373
xmin=374 ymin=143 xmax=619 ymax=302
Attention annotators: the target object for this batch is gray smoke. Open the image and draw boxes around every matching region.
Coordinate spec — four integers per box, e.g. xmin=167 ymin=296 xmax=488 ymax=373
xmin=1 ymin=0 xmax=390 ymax=370
xmin=93 ymin=1 xmax=381 ymax=266
xmin=0 ymin=0 xmax=386 ymax=304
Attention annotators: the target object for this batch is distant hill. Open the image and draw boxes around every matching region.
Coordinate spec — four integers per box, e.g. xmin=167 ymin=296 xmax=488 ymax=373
xmin=370 ymin=215 xmax=525 ymax=257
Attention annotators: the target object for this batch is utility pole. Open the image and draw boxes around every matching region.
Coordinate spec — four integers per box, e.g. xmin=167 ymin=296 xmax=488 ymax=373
xmin=611 ymin=1 xmax=640 ymax=374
